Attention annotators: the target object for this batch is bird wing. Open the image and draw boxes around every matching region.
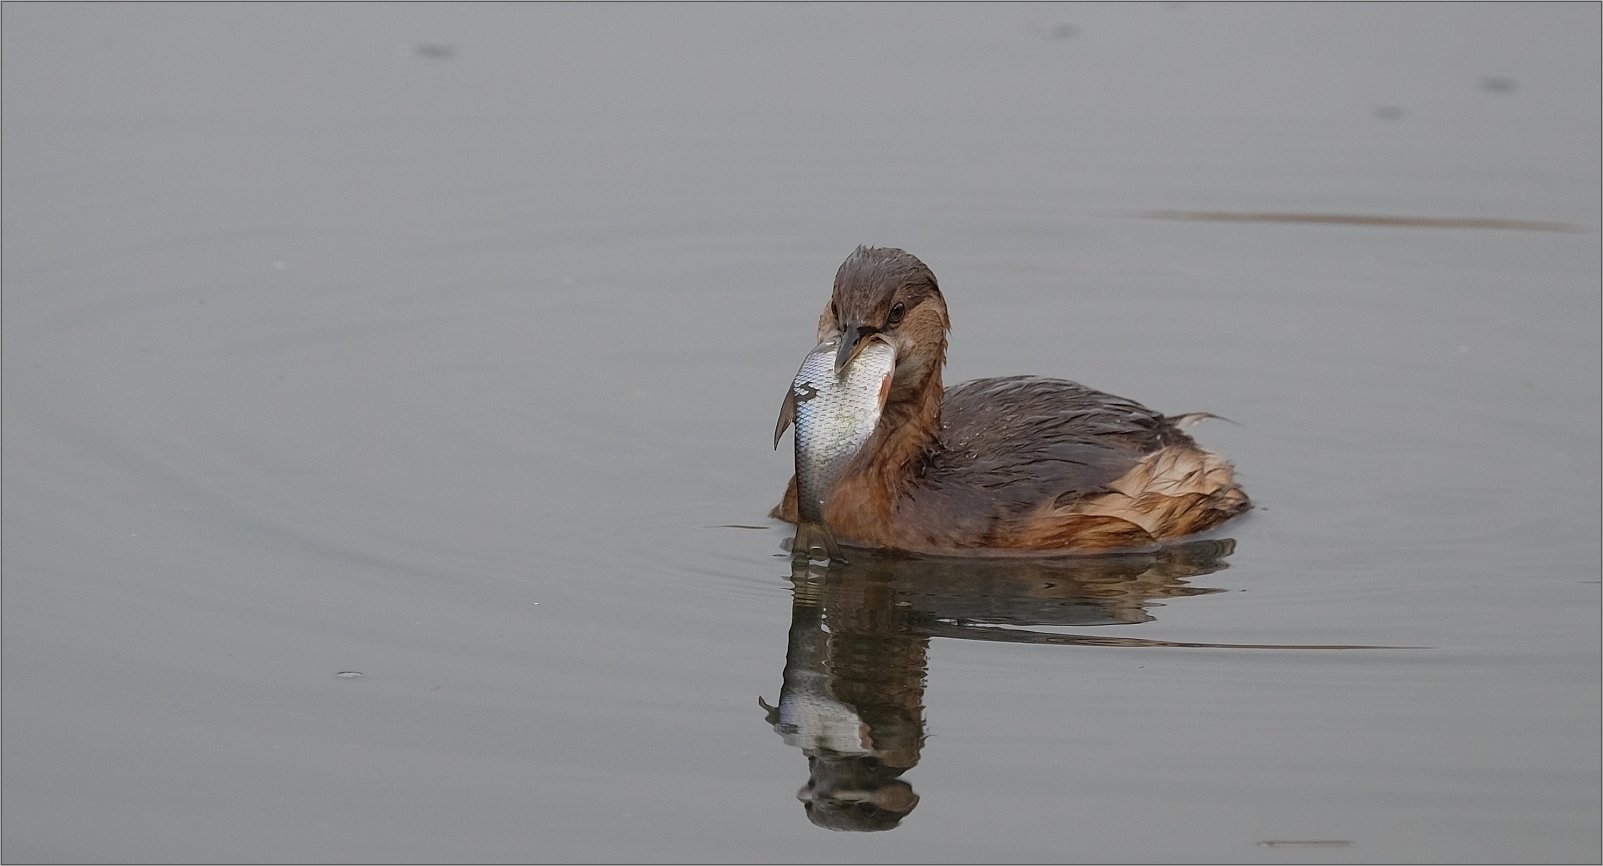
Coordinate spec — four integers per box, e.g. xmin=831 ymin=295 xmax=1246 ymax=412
xmin=925 ymin=376 xmax=1192 ymax=516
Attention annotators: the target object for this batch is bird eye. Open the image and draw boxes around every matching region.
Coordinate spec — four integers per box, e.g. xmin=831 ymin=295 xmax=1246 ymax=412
xmin=887 ymin=302 xmax=906 ymax=327
xmin=831 ymin=301 xmax=839 ymax=322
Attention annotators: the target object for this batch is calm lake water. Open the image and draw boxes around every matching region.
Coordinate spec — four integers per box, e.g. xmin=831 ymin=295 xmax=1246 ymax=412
xmin=4 ymin=4 xmax=1599 ymax=863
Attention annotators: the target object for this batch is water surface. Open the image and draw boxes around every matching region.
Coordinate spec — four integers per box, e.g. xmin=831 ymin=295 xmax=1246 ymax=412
xmin=4 ymin=4 xmax=1598 ymax=862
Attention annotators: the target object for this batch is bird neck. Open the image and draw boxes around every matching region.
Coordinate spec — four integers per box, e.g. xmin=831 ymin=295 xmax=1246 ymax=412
xmin=869 ymin=357 xmax=945 ymax=488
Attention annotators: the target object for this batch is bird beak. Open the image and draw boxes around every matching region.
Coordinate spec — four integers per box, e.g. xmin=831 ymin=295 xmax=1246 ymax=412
xmin=834 ymin=322 xmax=881 ymax=374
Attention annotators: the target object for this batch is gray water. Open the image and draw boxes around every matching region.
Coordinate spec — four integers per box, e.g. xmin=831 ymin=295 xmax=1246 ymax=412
xmin=4 ymin=4 xmax=1598 ymax=863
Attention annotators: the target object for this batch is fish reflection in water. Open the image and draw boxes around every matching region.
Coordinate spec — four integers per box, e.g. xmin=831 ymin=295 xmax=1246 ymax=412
xmin=759 ymin=539 xmax=1236 ymax=831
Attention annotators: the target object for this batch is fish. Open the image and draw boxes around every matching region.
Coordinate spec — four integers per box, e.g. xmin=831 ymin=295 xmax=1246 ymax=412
xmin=774 ymin=335 xmax=897 ymax=562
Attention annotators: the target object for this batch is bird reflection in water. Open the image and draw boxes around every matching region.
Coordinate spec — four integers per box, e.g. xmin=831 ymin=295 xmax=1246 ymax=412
xmin=759 ymin=539 xmax=1236 ymax=831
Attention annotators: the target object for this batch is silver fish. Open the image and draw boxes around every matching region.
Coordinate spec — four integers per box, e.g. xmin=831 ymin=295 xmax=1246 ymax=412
xmin=774 ymin=336 xmax=896 ymax=562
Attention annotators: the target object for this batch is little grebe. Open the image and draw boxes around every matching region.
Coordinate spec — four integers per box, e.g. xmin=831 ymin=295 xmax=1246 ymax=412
xmin=773 ymin=246 xmax=1250 ymax=554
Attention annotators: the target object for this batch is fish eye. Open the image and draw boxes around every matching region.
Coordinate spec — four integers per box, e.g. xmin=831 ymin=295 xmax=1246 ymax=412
xmin=886 ymin=302 xmax=906 ymax=327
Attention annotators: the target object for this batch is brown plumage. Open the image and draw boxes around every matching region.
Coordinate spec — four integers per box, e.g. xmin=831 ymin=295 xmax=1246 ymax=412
xmin=773 ymin=246 xmax=1251 ymax=554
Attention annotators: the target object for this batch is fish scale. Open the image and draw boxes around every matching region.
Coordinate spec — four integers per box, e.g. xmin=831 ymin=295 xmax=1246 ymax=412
xmin=786 ymin=336 xmax=896 ymax=561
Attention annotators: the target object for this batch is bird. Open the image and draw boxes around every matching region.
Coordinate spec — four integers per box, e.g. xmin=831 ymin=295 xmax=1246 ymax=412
xmin=773 ymin=246 xmax=1250 ymax=554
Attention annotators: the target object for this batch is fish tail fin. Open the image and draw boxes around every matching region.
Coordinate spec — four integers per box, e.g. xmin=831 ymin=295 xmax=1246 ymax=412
xmin=791 ymin=521 xmax=846 ymax=564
